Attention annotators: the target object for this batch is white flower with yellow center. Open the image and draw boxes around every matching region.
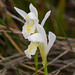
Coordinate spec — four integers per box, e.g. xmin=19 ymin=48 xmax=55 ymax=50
xmin=14 ymin=3 xmax=51 ymax=39
xmin=25 ymin=23 xmax=56 ymax=65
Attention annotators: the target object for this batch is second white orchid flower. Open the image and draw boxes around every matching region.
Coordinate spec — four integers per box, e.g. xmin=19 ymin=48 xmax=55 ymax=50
xmin=14 ymin=3 xmax=51 ymax=39
xmin=25 ymin=23 xmax=56 ymax=65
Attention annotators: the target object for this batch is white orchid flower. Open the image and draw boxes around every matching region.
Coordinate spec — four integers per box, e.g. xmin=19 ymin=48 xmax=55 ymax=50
xmin=25 ymin=23 xmax=56 ymax=65
xmin=14 ymin=4 xmax=38 ymax=39
xmin=14 ymin=3 xmax=51 ymax=39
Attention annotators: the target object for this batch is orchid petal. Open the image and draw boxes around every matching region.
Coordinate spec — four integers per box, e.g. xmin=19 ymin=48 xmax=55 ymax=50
xmin=27 ymin=33 xmax=44 ymax=43
xmin=35 ymin=23 xmax=46 ymax=38
xmin=41 ymin=11 xmax=51 ymax=26
xmin=14 ymin=7 xmax=27 ymax=19
xmin=46 ymin=32 xmax=56 ymax=55
xmin=25 ymin=42 xmax=39 ymax=59
xmin=22 ymin=21 xmax=35 ymax=39
xmin=29 ymin=3 xmax=38 ymax=18
xmin=35 ymin=23 xmax=47 ymax=46
xmin=25 ymin=12 xmax=39 ymax=22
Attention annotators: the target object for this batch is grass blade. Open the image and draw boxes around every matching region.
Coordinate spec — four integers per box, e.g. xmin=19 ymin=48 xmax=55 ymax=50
xmin=45 ymin=0 xmax=73 ymax=50
xmin=0 ymin=19 xmax=26 ymax=48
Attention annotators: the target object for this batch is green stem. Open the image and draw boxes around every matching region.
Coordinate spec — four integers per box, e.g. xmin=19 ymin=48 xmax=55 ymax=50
xmin=44 ymin=58 xmax=48 ymax=75
xmin=34 ymin=50 xmax=38 ymax=75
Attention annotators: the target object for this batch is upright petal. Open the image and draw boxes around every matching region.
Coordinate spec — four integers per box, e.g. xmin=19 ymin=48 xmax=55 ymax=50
xmin=29 ymin=3 xmax=38 ymax=18
xmin=41 ymin=11 xmax=51 ymax=26
xmin=25 ymin=12 xmax=39 ymax=22
xmin=35 ymin=23 xmax=47 ymax=46
xmin=14 ymin=7 xmax=27 ymax=19
xmin=35 ymin=23 xmax=46 ymax=38
xmin=46 ymin=32 xmax=56 ymax=55
xmin=25 ymin=42 xmax=39 ymax=59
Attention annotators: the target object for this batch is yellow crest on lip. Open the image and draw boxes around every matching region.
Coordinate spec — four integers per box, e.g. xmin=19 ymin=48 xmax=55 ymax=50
xmin=26 ymin=15 xmax=29 ymax=19
xmin=29 ymin=42 xmax=39 ymax=52
xmin=26 ymin=24 xmax=34 ymax=33
xmin=26 ymin=21 xmax=35 ymax=34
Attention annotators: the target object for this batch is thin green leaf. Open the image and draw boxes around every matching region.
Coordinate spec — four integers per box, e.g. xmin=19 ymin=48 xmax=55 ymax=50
xmin=45 ymin=0 xmax=73 ymax=50
xmin=0 ymin=19 xmax=26 ymax=49
xmin=2 ymin=33 xmax=14 ymax=54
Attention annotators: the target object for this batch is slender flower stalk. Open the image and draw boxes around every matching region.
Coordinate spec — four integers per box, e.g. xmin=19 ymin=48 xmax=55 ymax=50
xmin=44 ymin=58 xmax=48 ymax=75
xmin=14 ymin=3 xmax=56 ymax=75
xmin=34 ymin=50 xmax=38 ymax=75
